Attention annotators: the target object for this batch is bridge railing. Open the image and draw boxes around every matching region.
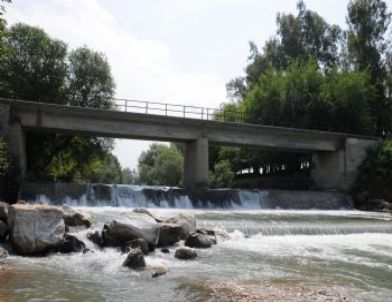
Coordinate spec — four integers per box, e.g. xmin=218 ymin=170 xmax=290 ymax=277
xmin=111 ymin=98 xmax=364 ymax=135
xmin=113 ymin=98 xmax=243 ymax=122
xmin=2 ymin=97 xmax=381 ymax=136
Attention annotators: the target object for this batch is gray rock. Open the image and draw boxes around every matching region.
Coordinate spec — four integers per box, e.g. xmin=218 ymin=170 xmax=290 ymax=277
xmin=158 ymin=213 xmax=196 ymax=247
xmin=0 ymin=246 xmax=7 ymax=258
xmin=158 ymin=223 xmax=185 ymax=247
xmin=63 ymin=206 xmax=91 ymax=228
xmin=122 ymin=238 xmax=149 ymax=255
xmin=151 ymin=266 xmax=168 ymax=278
xmin=0 ymin=220 xmax=8 ymax=242
xmin=175 ymin=247 xmax=197 ymax=260
xmin=213 ymin=227 xmax=230 ymax=242
xmin=132 ymin=208 xmax=161 ymax=221
xmin=102 ymin=213 xmax=160 ymax=248
xmin=185 ymin=233 xmax=215 ymax=248
xmin=7 ymin=204 xmax=65 ymax=255
xmin=87 ymin=231 xmax=104 ymax=247
xmin=196 ymin=228 xmax=216 ymax=236
xmin=123 ymin=248 xmax=146 ymax=269
xmin=57 ymin=234 xmax=85 ymax=253
xmin=161 ymin=248 xmax=170 ymax=254
xmin=0 ymin=202 xmax=8 ymax=222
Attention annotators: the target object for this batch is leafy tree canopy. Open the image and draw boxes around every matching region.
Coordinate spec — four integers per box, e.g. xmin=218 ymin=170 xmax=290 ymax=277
xmin=138 ymin=143 xmax=183 ymax=187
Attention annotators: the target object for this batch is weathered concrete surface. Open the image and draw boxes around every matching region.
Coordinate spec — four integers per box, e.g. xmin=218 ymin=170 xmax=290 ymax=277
xmin=312 ymin=138 xmax=376 ymax=190
xmin=0 ymin=99 xmax=355 ymax=151
xmin=184 ymin=137 xmax=209 ymax=188
xmin=0 ymin=99 xmax=379 ymax=190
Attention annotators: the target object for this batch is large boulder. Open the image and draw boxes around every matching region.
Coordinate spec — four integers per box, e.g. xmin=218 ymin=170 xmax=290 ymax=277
xmin=0 ymin=202 xmax=8 ymax=222
xmin=7 ymin=204 xmax=65 ymax=255
xmin=122 ymin=248 xmax=146 ymax=269
xmin=57 ymin=234 xmax=86 ymax=253
xmin=0 ymin=220 xmax=8 ymax=242
xmin=63 ymin=206 xmax=91 ymax=228
xmin=185 ymin=233 xmax=215 ymax=249
xmin=102 ymin=213 xmax=160 ymax=247
xmin=158 ymin=213 xmax=196 ymax=247
xmin=175 ymin=247 xmax=197 ymax=260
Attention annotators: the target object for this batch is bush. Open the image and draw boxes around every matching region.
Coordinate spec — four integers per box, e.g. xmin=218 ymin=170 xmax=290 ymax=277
xmin=0 ymin=136 xmax=19 ymax=201
xmin=209 ymin=160 xmax=234 ymax=188
xmin=0 ymin=136 xmax=11 ymax=176
xmin=353 ymin=139 xmax=392 ymax=201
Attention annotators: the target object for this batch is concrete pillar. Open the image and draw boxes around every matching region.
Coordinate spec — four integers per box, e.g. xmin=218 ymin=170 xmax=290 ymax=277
xmin=7 ymin=122 xmax=27 ymax=178
xmin=184 ymin=137 xmax=209 ymax=188
xmin=312 ymin=138 xmax=376 ymax=191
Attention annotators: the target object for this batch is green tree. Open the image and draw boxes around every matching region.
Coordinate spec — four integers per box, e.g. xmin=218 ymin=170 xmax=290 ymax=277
xmin=0 ymin=1 xmax=11 ymax=58
xmin=67 ymin=47 xmax=114 ymax=108
xmin=354 ymin=139 xmax=392 ymax=200
xmin=121 ymin=167 xmax=138 ymax=184
xmin=209 ymin=160 xmax=234 ymax=188
xmin=0 ymin=23 xmax=68 ymax=102
xmin=0 ymin=24 xmax=119 ymax=183
xmin=138 ymin=143 xmax=183 ymax=186
xmin=84 ymin=153 xmax=122 ymax=184
xmin=347 ymin=0 xmax=392 ymax=133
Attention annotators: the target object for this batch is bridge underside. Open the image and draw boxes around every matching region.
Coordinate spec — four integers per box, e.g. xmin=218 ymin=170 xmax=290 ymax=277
xmin=0 ymin=99 xmax=377 ymax=191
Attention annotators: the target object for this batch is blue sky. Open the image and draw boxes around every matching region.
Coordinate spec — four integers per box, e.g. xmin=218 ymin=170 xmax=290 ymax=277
xmin=5 ymin=0 xmax=375 ymax=169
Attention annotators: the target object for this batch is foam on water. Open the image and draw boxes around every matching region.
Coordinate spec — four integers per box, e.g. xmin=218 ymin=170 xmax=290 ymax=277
xmin=2 ymin=207 xmax=392 ymax=301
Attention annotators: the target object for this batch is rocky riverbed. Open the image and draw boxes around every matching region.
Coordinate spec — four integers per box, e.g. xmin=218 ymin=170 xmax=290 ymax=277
xmin=0 ymin=203 xmax=391 ymax=301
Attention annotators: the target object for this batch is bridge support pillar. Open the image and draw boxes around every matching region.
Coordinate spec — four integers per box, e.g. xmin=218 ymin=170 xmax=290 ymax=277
xmin=312 ymin=138 xmax=376 ymax=191
xmin=7 ymin=121 xmax=27 ymax=179
xmin=184 ymin=137 xmax=209 ymax=189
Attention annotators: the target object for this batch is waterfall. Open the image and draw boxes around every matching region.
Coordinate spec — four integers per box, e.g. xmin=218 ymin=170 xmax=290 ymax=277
xmin=19 ymin=182 xmax=353 ymax=210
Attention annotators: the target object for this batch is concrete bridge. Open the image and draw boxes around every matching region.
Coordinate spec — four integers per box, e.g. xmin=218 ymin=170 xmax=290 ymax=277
xmin=0 ymin=98 xmax=378 ymax=190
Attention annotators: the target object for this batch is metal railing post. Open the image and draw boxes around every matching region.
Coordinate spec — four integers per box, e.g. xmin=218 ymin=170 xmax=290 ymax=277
xmin=183 ymin=106 xmax=186 ymax=118
xmin=206 ymin=108 xmax=209 ymax=121
xmin=165 ymin=104 xmax=168 ymax=116
xmin=201 ymin=108 xmax=204 ymax=120
xmin=145 ymin=101 xmax=148 ymax=114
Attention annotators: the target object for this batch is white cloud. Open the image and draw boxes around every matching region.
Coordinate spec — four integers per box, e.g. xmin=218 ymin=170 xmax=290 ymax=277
xmin=6 ymin=0 xmax=227 ymax=169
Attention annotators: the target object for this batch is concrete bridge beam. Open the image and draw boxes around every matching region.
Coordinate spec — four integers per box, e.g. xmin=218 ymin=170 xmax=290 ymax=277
xmin=312 ymin=138 xmax=376 ymax=191
xmin=0 ymin=102 xmax=27 ymax=179
xmin=184 ymin=137 xmax=209 ymax=189
xmin=7 ymin=121 xmax=27 ymax=178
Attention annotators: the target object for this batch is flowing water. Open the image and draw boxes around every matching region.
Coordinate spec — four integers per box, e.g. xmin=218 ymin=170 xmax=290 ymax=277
xmin=1 ymin=185 xmax=392 ymax=301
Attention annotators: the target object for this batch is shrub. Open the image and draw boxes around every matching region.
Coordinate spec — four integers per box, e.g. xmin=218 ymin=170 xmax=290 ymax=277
xmin=353 ymin=139 xmax=392 ymax=200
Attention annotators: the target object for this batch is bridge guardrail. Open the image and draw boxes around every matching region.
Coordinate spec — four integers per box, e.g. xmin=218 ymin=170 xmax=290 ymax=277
xmin=0 ymin=97 xmax=381 ymax=137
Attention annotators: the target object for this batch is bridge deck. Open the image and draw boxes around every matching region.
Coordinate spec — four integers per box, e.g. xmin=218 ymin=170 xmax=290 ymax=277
xmin=2 ymin=98 xmax=378 ymax=152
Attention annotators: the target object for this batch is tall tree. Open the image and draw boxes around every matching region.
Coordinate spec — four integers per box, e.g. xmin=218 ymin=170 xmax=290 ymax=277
xmin=228 ymin=1 xmax=342 ymax=99
xmin=0 ymin=23 xmax=119 ymax=183
xmin=67 ymin=47 xmax=114 ymax=108
xmin=138 ymin=144 xmax=183 ymax=186
xmin=347 ymin=0 xmax=392 ymax=133
xmin=0 ymin=23 xmax=68 ymax=102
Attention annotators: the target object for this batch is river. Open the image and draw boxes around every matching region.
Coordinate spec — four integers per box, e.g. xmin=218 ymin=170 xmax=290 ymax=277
xmin=1 ymin=186 xmax=391 ymax=301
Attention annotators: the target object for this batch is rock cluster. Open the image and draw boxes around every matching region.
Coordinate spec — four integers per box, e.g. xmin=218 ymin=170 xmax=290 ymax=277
xmin=0 ymin=203 xmax=90 ymax=256
xmin=0 ymin=204 xmax=230 ymax=278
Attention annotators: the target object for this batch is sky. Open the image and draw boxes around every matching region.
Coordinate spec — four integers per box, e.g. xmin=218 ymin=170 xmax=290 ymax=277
xmin=4 ymin=0 xmax=373 ymax=169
